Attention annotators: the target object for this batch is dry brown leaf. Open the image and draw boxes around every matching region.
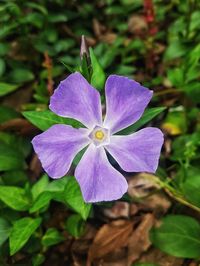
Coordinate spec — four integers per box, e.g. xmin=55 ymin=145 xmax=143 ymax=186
xmin=141 ymin=193 xmax=171 ymax=214
xmin=154 ymin=43 xmax=165 ymax=55
xmin=87 ymin=220 xmax=133 ymax=265
xmin=127 ymin=213 xmax=155 ymax=265
xmin=139 ymin=248 xmax=183 ymax=266
xmin=128 ymin=173 xmax=171 ymax=214
xmin=92 ymin=19 xmax=116 ymax=44
xmin=128 ymin=173 xmax=159 ymax=198
xmin=29 ymin=153 xmax=43 ymax=179
xmin=188 ymin=262 xmax=199 ymax=266
xmin=2 ymin=86 xmax=33 ymax=110
xmin=85 ymin=36 xmax=96 ymax=46
xmin=100 ymin=33 xmax=117 ymax=44
xmin=93 ymin=19 xmax=106 ymax=38
xmin=97 ymin=259 xmax=127 ymax=266
xmin=0 ymin=118 xmax=37 ymax=135
xmin=129 ymin=203 xmax=139 ymax=216
xmin=103 ymin=201 xmax=130 ymax=219
xmin=83 ymin=224 xmax=98 ymax=240
xmin=95 ymin=248 xmax=127 ymax=266
xmin=8 ymin=41 xmax=34 ymax=61
xmin=128 ymin=15 xmax=147 ymax=34
xmin=164 ymin=138 xmax=172 ymax=157
xmin=72 ymin=239 xmax=91 ymax=255
xmin=71 ymin=224 xmax=97 ymax=260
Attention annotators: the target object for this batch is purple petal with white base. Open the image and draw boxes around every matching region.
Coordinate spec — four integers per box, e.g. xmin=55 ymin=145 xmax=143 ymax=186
xmin=32 ymin=125 xmax=90 ymax=178
xmin=103 ymin=75 xmax=153 ymax=134
xmin=50 ymin=72 xmax=102 ymax=128
xmin=106 ymin=127 xmax=164 ymax=173
xmin=75 ymin=144 xmax=128 ymax=202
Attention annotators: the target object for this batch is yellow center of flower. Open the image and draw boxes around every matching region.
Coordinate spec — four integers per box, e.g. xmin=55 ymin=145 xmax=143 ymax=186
xmin=95 ymin=130 xmax=104 ymax=140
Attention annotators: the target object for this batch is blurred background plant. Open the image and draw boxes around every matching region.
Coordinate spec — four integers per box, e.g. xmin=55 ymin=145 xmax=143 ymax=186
xmin=0 ymin=0 xmax=200 ymax=265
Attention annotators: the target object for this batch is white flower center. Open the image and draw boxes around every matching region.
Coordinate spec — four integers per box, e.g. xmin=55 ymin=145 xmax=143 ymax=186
xmin=89 ymin=126 xmax=110 ymax=147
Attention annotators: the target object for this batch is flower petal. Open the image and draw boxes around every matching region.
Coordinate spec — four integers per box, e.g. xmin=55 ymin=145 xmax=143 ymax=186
xmin=32 ymin=125 xmax=90 ymax=178
xmin=106 ymin=127 xmax=164 ymax=173
xmin=75 ymin=144 xmax=128 ymax=202
xmin=103 ymin=75 xmax=153 ymax=134
xmin=50 ymin=72 xmax=102 ymax=129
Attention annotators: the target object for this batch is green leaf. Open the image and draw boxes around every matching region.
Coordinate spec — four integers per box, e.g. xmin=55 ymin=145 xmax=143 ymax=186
xmin=23 ymin=110 xmax=83 ymax=131
xmin=0 ymin=106 xmax=20 ymax=124
xmin=73 ymin=147 xmax=87 ymax=166
xmin=42 ymin=228 xmax=64 ymax=247
xmin=25 ymin=2 xmax=48 ymax=15
xmin=30 ymin=177 xmax=69 ymax=213
xmin=0 ymin=132 xmax=31 ymax=158
xmin=118 ymin=107 xmax=166 ymax=135
xmin=80 ymin=54 xmax=90 ymax=82
xmin=0 ymin=208 xmax=20 ymax=223
xmin=64 ymin=176 xmax=91 ymax=220
xmin=167 ymin=68 xmax=184 ymax=87
xmin=29 ymin=191 xmax=52 ymax=213
xmin=171 ymin=132 xmax=200 ymax=162
xmin=183 ymin=82 xmax=200 ymax=104
xmin=65 ymin=214 xmax=85 ymax=238
xmin=150 ymin=215 xmax=200 ymax=258
xmin=0 ymin=82 xmax=19 ymax=97
xmin=9 ymin=217 xmax=42 ymax=255
xmin=189 ymin=11 xmax=200 ymax=32
xmin=46 ymin=176 xmax=69 ymax=192
xmin=89 ymin=48 xmax=106 ymax=91
xmin=32 ymin=254 xmax=45 ymax=266
xmin=185 ymin=65 xmax=199 ymax=83
xmin=182 ymin=167 xmax=200 ymax=207
xmin=8 ymin=69 xmax=34 ymax=84
xmin=0 ymin=186 xmax=30 ymax=211
xmin=0 ymin=43 xmax=9 ymax=56
xmin=0 ymin=58 xmax=6 ymax=77
xmin=2 ymin=170 xmax=27 ymax=186
xmin=162 ymin=108 xmax=187 ymax=135
xmin=0 ymin=142 xmax=25 ymax=171
xmin=164 ymin=41 xmax=187 ymax=61
xmin=0 ymin=218 xmax=11 ymax=246
xmin=31 ymin=174 xmax=49 ymax=201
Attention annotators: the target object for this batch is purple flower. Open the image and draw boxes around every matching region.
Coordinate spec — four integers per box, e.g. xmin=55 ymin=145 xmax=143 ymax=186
xmin=32 ymin=72 xmax=164 ymax=203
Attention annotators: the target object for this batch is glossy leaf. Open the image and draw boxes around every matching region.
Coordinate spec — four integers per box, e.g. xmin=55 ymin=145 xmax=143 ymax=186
xmin=30 ymin=177 xmax=68 ymax=213
xmin=23 ymin=110 xmax=83 ymax=131
xmin=8 ymin=69 xmax=34 ymax=84
xmin=162 ymin=109 xmax=187 ymax=136
xmin=0 ymin=106 xmax=20 ymax=124
xmin=150 ymin=215 xmax=200 ymax=258
xmin=32 ymin=254 xmax=45 ymax=266
xmin=0 ymin=142 xmax=25 ymax=171
xmin=0 ymin=83 xmax=19 ymax=97
xmin=42 ymin=228 xmax=64 ymax=247
xmin=118 ymin=107 xmax=166 ymax=135
xmin=0 ymin=186 xmax=30 ymax=211
xmin=31 ymin=174 xmax=49 ymax=201
xmin=64 ymin=176 xmax=91 ymax=220
xmin=89 ymin=48 xmax=106 ymax=91
xmin=65 ymin=214 xmax=85 ymax=238
xmin=29 ymin=192 xmax=52 ymax=213
xmin=9 ymin=217 xmax=42 ymax=255
xmin=0 ymin=218 xmax=11 ymax=246
xmin=182 ymin=167 xmax=200 ymax=207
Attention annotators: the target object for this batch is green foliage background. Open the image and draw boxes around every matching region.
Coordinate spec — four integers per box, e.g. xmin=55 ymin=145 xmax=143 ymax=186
xmin=0 ymin=0 xmax=200 ymax=265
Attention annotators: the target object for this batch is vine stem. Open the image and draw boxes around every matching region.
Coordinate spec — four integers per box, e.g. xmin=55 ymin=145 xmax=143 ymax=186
xmin=144 ymin=174 xmax=200 ymax=213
